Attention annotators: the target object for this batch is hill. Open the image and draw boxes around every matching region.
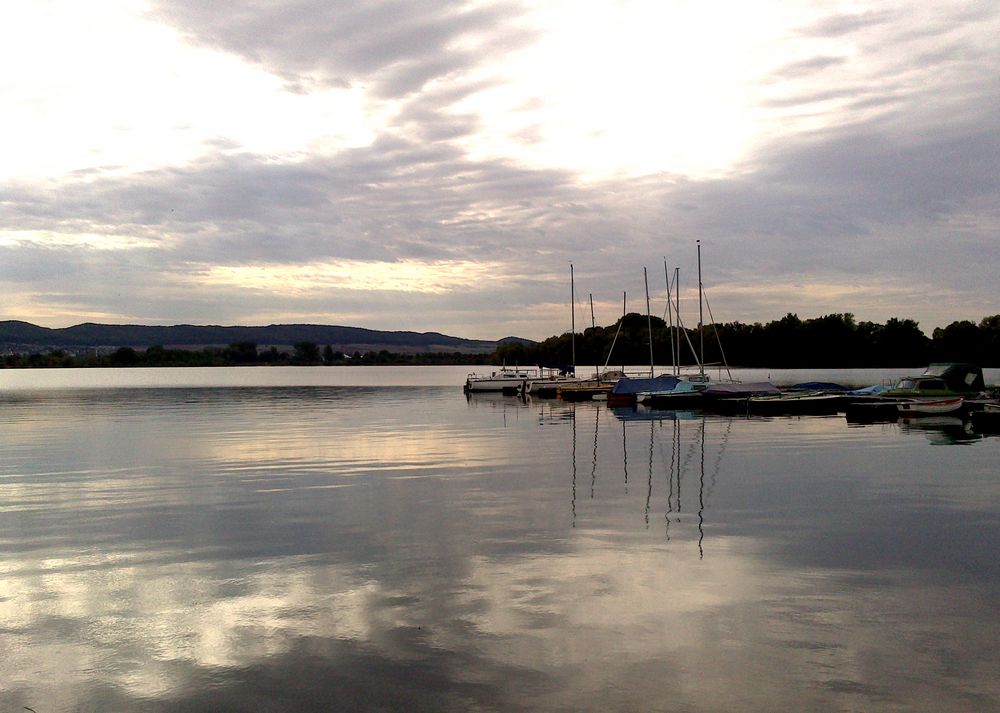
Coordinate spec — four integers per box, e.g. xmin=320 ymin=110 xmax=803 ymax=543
xmin=0 ymin=321 xmax=518 ymax=355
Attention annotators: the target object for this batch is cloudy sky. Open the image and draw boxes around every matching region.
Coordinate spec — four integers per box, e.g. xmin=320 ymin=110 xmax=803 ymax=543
xmin=2 ymin=0 xmax=997 ymax=340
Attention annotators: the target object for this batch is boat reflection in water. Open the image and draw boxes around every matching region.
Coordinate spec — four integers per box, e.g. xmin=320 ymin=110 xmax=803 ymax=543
xmin=897 ymin=415 xmax=984 ymax=445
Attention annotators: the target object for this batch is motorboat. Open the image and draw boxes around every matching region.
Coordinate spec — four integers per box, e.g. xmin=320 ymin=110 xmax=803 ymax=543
xmin=897 ymin=397 xmax=964 ymax=417
xmin=523 ymin=369 xmax=580 ymax=397
xmin=464 ymin=366 xmax=567 ymax=393
xmin=881 ymin=363 xmax=985 ymax=398
xmin=555 ymin=370 xmax=624 ymax=401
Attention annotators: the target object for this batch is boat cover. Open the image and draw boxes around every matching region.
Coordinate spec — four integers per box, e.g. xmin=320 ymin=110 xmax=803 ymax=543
xmin=611 ymin=375 xmax=679 ymax=396
xmin=788 ymin=382 xmax=848 ymax=391
xmin=921 ymin=363 xmax=985 ymax=392
xmin=846 ymin=384 xmax=890 ymax=395
xmin=701 ymin=382 xmax=780 ymax=398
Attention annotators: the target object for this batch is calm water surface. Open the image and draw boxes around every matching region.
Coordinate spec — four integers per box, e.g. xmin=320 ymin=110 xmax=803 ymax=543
xmin=1 ymin=368 xmax=999 ymax=712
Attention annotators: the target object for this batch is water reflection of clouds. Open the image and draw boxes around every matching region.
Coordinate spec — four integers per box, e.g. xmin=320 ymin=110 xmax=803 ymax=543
xmin=3 ymin=390 xmax=1000 ymax=711
xmin=2 ymin=558 xmax=366 ymax=696
xmin=4 ymin=538 xmax=999 ymax=711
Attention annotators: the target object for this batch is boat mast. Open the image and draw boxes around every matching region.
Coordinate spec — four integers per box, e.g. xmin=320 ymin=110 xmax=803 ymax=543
xmin=570 ymin=263 xmax=576 ymax=375
xmin=675 ymin=267 xmax=681 ymax=375
xmin=589 ymin=293 xmax=595 ymax=330
xmin=644 ymin=267 xmax=654 ymax=378
xmin=664 ymin=259 xmax=676 ymax=376
xmin=697 ymin=240 xmax=705 ymax=382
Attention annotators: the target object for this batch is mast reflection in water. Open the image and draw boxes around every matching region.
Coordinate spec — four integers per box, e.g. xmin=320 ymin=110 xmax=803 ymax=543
xmin=569 ymin=402 xmax=731 ymax=558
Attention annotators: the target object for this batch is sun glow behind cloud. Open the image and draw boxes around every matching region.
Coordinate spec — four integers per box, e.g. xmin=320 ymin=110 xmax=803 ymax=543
xmin=451 ymin=0 xmax=837 ymax=179
xmin=0 ymin=0 xmax=374 ymax=181
xmin=201 ymin=259 xmax=504 ymax=295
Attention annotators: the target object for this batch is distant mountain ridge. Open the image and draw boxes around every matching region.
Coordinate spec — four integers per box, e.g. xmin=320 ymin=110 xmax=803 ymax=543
xmin=0 ymin=320 xmax=531 ymax=354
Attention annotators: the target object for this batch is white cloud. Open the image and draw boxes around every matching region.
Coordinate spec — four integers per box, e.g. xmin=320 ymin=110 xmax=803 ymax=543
xmin=0 ymin=0 xmax=374 ymax=180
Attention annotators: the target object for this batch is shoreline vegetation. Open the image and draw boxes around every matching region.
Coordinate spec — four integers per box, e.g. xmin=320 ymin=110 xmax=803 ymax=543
xmin=2 ymin=312 xmax=998 ymax=369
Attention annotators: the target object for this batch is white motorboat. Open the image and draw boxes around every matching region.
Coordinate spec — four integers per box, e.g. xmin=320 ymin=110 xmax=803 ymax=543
xmin=464 ymin=366 xmax=537 ymax=393
xmin=897 ymin=397 xmax=964 ymax=416
xmin=465 ymin=366 xmax=576 ymax=393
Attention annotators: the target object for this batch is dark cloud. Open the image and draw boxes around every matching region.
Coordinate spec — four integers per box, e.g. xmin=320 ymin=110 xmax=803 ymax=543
xmin=771 ymin=55 xmax=847 ymax=79
xmin=798 ymin=10 xmax=890 ymax=38
xmin=1 ymin=133 xmax=589 ymax=270
xmin=150 ymin=0 xmax=536 ymax=98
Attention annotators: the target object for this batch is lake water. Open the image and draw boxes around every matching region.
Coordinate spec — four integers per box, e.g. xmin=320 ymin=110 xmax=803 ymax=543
xmin=2 ymin=367 xmax=999 ymax=712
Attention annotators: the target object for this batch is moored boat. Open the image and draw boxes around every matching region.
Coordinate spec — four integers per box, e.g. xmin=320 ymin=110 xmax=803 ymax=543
xmin=746 ymin=390 xmax=843 ymax=416
xmin=896 ymin=397 xmax=964 ymax=417
xmin=881 ymin=363 xmax=985 ymax=399
xmin=523 ymin=369 xmax=579 ymax=397
xmin=556 ymin=370 xmax=624 ymax=401
xmin=464 ymin=366 xmax=541 ymax=393
xmin=608 ymin=374 xmax=681 ymax=406
xmin=698 ymin=382 xmax=782 ymax=414
xmin=636 ymin=379 xmax=705 ymax=408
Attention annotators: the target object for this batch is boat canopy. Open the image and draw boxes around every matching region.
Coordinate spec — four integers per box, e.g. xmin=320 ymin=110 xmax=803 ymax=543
xmin=920 ymin=363 xmax=984 ymax=392
xmin=701 ymin=382 xmax=780 ymax=398
xmin=539 ymin=363 xmax=575 ymax=375
xmin=788 ymin=382 xmax=848 ymax=392
xmin=611 ymin=375 xmax=679 ymax=396
xmin=846 ymin=384 xmax=890 ymax=396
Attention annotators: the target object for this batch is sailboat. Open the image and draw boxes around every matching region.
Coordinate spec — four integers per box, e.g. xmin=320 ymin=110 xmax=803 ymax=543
xmin=607 ymin=267 xmax=678 ymax=406
xmin=524 ymin=265 xmax=582 ymax=396
xmin=638 ymin=241 xmax=738 ymax=408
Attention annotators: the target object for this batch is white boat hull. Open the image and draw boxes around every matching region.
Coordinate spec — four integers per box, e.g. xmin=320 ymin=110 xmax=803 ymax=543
xmin=897 ymin=398 xmax=964 ymax=416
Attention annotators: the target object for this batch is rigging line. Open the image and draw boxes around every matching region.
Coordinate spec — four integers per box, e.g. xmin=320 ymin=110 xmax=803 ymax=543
xmin=663 ymin=260 xmax=676 ymax=375
xmin=601 ymin=292 xmax=627 ymax=377
xmin=671 ymin=305 xmax=704 ymax=372
xmin=702 ymin=289 xmax=734 ymax=382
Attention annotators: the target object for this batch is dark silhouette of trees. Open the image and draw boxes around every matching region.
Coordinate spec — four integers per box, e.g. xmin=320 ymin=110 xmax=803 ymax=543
xmin=109 ymin=347 xmax=139 ymax=366
xmin=488 ymin=313 xmax=1000 ymax=368
xmin=292 ymin=342 xmax=321 ymax=365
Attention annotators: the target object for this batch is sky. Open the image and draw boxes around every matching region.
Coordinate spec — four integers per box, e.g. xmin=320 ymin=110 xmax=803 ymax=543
xmin=1 ymin=0 xmax=998 ymax=341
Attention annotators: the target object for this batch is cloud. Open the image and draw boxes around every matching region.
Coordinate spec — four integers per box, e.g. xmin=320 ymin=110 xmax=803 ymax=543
xmin=2 ymin=0 xmax=999 ymax=337
xmin=150 ymin=0 xmax=537 ymax=98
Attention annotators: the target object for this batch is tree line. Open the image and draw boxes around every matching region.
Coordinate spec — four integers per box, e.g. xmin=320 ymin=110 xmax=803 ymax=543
xmin=5 ymin=313 xmax=999 ymax=369
xmin=2 ymin=342 xmax=492 ymax=368
xmin=493 ymin=313 xmax=1000 ymax=368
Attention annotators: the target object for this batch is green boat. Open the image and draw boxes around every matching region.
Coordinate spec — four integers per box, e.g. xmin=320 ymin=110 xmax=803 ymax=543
xmin=881 ymin=363 xmax=985 ymax=398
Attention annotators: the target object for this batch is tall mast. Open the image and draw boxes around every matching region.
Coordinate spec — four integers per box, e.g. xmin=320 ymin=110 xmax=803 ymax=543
xmin=675 ymin=267 xmax=681 ymax=375
xmin=589 ymin=293 xmax=595 ymax=330
xmin=664 ymin=259 xmax=676 ymax=376
xmin=644 ymin=267 xmax=654 ymax=378
xmin=570 ymin=263 xmax=576 ymax=373
xmin=697 ymin=240 xmax=705 ymax=382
